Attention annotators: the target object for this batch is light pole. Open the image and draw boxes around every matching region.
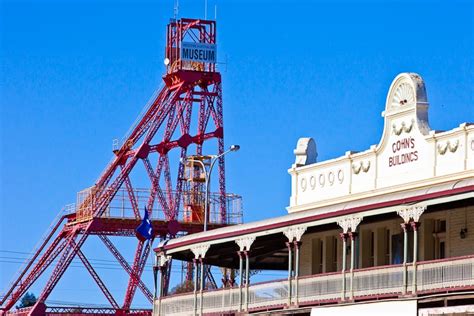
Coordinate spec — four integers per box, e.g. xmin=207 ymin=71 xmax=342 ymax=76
xmin=182 ymin=144 xmax=240 ymax=232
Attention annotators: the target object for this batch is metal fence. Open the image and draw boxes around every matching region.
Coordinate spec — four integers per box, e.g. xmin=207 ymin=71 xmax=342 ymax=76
xmin=73 ymin=187 xmax=242 ymax=225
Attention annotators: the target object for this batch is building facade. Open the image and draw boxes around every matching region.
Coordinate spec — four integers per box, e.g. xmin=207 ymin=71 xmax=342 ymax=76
xmin=153 ymin=73 xmax=474 ymax=315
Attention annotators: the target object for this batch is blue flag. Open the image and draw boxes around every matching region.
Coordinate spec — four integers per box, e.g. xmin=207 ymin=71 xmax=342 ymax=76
xmin=135 ymin=208 xmax=154 ymax=241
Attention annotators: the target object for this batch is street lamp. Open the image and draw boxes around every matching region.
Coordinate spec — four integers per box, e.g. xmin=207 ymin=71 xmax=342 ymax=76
xmin=181 ymin=144 xmax=240 ymax=232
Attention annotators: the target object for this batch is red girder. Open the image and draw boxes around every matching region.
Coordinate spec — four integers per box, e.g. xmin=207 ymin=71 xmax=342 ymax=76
xmin=123 ymin=241 xmax=151 ymax=309
xmin=2 ymin=237 xmax=69 ymax=312
xmin=35 ymin=228 xmax=84 ymax=306
xmin=98 ymin=236 xmax=153 ymax=303
xmin=75 ymin=246 xmax=119 ymax=310
xmin=143 ymin=158 xmax=170 ymax=219
xmin=123 ymin=174 xmax=140 ymax=219
xmin=0 ymin=214 xmax=66 ymax=307
xmin=1 ymin=18 xmax=232 ymax=315
xmin=123 ymin=241 xmax=144 ymax=309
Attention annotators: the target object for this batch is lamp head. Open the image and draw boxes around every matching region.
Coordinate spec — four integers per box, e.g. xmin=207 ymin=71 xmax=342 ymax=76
xmin=230 ymin=144 xmax=240 ymax=152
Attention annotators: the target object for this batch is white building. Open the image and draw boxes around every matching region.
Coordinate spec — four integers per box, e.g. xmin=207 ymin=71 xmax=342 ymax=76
xmin=153 ymin=73 xmax=474 ymax=315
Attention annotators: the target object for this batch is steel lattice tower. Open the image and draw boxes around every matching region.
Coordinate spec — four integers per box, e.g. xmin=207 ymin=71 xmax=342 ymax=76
xmin=0 ymin=18 xmax=241 ymax=316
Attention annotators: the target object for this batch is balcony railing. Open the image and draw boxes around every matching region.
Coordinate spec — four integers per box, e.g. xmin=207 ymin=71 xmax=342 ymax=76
xmin=70 ymin=187 xmax=243 ymax=225
xmin=155 ymin=255 xmax=474 ymax=315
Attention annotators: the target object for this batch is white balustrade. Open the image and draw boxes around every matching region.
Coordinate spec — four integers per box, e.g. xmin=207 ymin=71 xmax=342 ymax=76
xmin=158 ymin=293 xmax=194 ymax=316
xmin=201 ymin=287 xmax=239 ymax=314
xmin=156 ymin=256 xmax=474 ymax=315
xmin=417 ymin=256 xmax=474 ymax=292
xmin=298 ymin=272 xmax=342 ymax=303
xmin=247 ymin=280 xmax=288 ymax=310
xmin=352 ymin=265 xmax=404 ymax=297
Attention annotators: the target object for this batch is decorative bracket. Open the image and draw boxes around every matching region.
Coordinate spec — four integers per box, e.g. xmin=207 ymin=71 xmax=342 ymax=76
xmin=190 ymin=244 xmax=210 ymax=259
xmin=235 ymin=236 xmax=256 ymax=251
xmin=437 ymin=140 xmax=459 ymax=155
xmin=337 ymin=216 xmax=363 ymax=233
xmin=392 ymin=119 xmax=414 ymax=136
xmin=397 ymin=205 xmax=426 ymax=223
xmin=157 ymin=254 xmax=171 ymax=267
xmin=352 ymin=161 xmax=371 ymax=174
xmin=283 ymin=226 xmax=307 ymax=242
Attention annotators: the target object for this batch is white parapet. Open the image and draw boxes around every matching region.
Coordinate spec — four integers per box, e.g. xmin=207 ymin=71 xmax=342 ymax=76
xmin=288 ymin=73 xmax=474 ymax=213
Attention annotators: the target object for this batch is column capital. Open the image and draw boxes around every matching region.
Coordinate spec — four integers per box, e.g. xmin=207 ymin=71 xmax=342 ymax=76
xmin=236 ymin=236 xmax=256 ymax=251
xmin=397 ymin=205 xmax=426 ymax=223
xmin=400 ymin=222 xmax=410 ymax=232
xmin=284 ymin=226 xmax=307 ymax=242
xmin=285 ymin=241 xmax=294 ymax=250
xmin=411 ymin=221 xmax=421 ymax=231
xmin=293 ymin=240 xmax=302 ymax=248
xmin=348 ymin=231 xmax=358 ymax=241
xmin=157 ymin=254 xmax=171 ymax=268
xmin=339 ymin=232 xmax=349 ymax=241
xmin=337 ymin=215 xmax=363 ymax=233
xmin=191 ymin=244 xmax=210 ymax=259
xmin=237 ymin=250 xmax=249 ymax=258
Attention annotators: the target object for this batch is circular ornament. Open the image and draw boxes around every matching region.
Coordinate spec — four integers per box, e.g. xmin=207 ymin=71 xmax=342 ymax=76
xmin=328 ymin=172 xmax=335 ymax=186
xmin=301 ymin=178 xmax=307 ymax=192
xmin=310 ymin=176 xmax=316 ymax=190
xmin=337 ymin=169 xmax=344 ymax=183
xmin=319 ymin=174 xmax=325 ymax=187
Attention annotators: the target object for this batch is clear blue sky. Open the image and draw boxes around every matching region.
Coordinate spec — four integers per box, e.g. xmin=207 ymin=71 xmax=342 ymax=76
xmin=1 ymin=0 xmax=473 ymax=309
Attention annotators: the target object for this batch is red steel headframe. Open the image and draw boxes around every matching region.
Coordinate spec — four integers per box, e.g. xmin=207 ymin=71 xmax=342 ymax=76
xmin=0 ymin=18 xmax=228 ymax=316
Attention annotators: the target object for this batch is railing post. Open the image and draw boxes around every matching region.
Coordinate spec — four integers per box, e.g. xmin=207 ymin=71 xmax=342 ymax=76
xmin=190 ymin=244 xmax=210 ymax=315
xmin=237 ymin=251 xmax=244 ymax=312
xmin=286 ymin=241 xmax=293 ymax=307
xmin=193 ymin=258 xmax=199 ymax=316
xmin=340 ymin=232 xmax=348 ymax=301
xmin=411 ymin=221 xmax=420 ymax=294
xmin=283 ymin=226 xmax=307 ymax=308
xmin=154 ymin=253 xmax=169 ymax=316
xmin=397 ymin=205 xmax=425 ymax=296
xmin=235 ymin=236 xmax=255 ymax=313
xmin=336 ymin=216 xmax=362 ymax=302
xmin=348 ymin=231 xmax=358 ymax=300
xmin=294 ymin=240 xmax=302 ymax=306
xmin=156 ymin=266 xmax=162 ymax=315
xmin=199 ymin=256 xmax=205 ymax=315
xmin=401 ymin=223 xmax=409 ymax=295
xmin=244 ymin=250 xmax=250 ymax=312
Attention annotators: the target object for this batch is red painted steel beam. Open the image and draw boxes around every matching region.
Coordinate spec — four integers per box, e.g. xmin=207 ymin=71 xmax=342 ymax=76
xmin=2 ymin=237 xmax=68 ymax=312
xmin=0 ymin=214 xmax=66 ymax=306
xmin=123 ymin=241 xmax=144 ymax=309
xmin=122 ymin=241 xmax=151 ymax=309
xmin=75 ymin=246 xmax=119 ymax=310
xmin=99 ymin=236 xmax=153 ymax=303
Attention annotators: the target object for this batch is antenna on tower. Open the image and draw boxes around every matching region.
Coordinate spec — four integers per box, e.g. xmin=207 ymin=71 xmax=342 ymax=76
xmin=214 ymin=4 xmax=217 ymax=20
xmin=204 ymin=0 xmax=208 ymax=20
xmin=174 ymin=0 xmax=179 ymax=19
